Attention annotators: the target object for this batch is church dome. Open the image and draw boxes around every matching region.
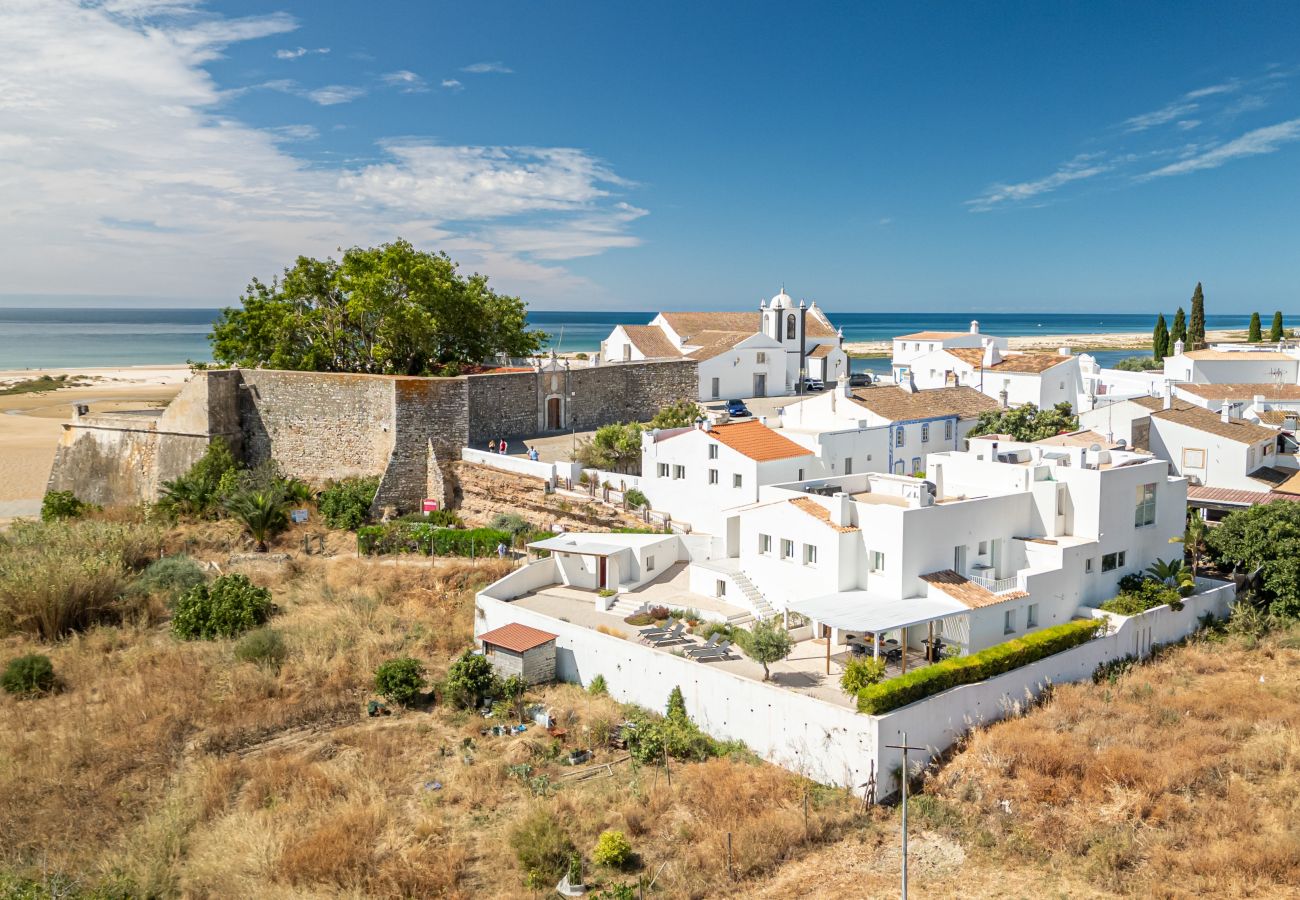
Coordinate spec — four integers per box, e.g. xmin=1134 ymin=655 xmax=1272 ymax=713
xmin=770 ymin=289 xmax=792 ymax=309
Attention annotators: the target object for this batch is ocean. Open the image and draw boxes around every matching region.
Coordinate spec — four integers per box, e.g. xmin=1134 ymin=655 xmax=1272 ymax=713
xmin=0 ymin=307 xmax=1271 ymax=372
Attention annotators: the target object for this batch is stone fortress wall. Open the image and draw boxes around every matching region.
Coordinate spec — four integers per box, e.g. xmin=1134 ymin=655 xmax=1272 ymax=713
xmin=47 ymin=359 xmax=697 ymax=513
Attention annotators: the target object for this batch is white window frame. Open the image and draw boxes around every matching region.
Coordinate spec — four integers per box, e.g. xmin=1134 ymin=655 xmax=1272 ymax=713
xmin=708 ymin=444 xmax=718 ymax=459
xmin=708 ymin=468 xmax=719 ymax=485
xmin=803 ymin=543 xmax=818 ymax=566
xmin=733 ymin=473 xmax=742 ymax=488
xmin=944 ymin=419 xmax=953 ymax=441
xmin=646 ymin=555 xmax=655 ymax=572
xmin=895 ymin=427 xmax=905 ymax=448
xmin=870 ymin=550 xmax=885 ymax=572
xmin=759 ymin=533 xmax=772 ymax=555
xmin=1026 ymin=603 xmax=1038 ymax=628
xmin=1004 ymin=609 xmax=1016 ymax=635
xmin=657 ymin=463 xmax=669 ymax=478
xmin=921 ymin=423 xmax=930 ymax=443
xmin=673 ymin=465 xmax=685 ymax=480
xmin=780 ymin=538 xmax=795 ymax=561
xmin=1102 ymin=550 xmax=1126 ymax=572
xmin=1134 ymin=483 xmax=1156 ymax=528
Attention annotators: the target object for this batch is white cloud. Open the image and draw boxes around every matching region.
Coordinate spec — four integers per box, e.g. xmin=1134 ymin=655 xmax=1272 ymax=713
xmin=1123 ymin=100 xmax=1199 ymax=133
xmin=1176 ymin=119 xmax=1201 ymax=131
xmin=306 ymin=84 xmax=365 ymax=105
xmin=1185 ymin=81 xmax=1240 ymax=99
xmin=0 ymin=1 xmax=641 ymax=303
xmin=462 ymin=61 xmax=513 ymax=74
xmin=275 ymin=46 xmax=329 ymax=59
xmin=1142 ymin=118 xmax=1300 ymax=178
xmin=441 ymin=79 xmax=463 ymax=90
xmin=966 ymin=155 xmax=1110 ymax=212
xmin=381 ymin=70 xmax=428 ymax=93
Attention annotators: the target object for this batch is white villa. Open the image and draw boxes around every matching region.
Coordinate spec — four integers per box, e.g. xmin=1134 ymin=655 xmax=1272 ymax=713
xmin=894 ymin=337 xmax=1083 ymax=411
xmin=599 ymin=290 xmax=848 ymax=400
xmin=1162 ymin=340 xmax=1300 ymax=385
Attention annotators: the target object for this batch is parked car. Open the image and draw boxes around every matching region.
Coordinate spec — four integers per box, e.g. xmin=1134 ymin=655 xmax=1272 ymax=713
xmin=801 ymin=378 xmax=825 ymax=392
xmin=849 ymin=372 xmax=873 ymax=387
xmin=725 ymin=399 xmax=751 ymax=417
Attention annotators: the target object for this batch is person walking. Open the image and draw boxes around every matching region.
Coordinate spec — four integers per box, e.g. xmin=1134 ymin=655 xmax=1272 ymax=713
xmin=499 ymin=439 xmax=508 ymax=455
xmin=488 ymin=439 xmax=498 ymax=454
xmin=496 ymin=541 xmax=507 ymax=560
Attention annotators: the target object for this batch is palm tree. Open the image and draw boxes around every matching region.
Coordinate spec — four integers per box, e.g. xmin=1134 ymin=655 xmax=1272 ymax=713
xmin=1170 ymin=512 xmax=1208 ymax=578
xmin=224 ymin=487 xmax=290 ymax=552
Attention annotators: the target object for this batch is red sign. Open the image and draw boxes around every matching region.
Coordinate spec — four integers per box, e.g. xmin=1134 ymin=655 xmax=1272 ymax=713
xmin=422 ymin=499 xmax=440 ymax=513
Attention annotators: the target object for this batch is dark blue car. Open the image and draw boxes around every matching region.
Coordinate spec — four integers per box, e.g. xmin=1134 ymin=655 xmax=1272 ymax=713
xmin=725 ymin=399 xmax=751 ymax=417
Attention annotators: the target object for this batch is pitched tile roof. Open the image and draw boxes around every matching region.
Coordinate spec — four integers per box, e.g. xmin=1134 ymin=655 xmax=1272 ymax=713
xmin=921 ymin=569 xmax=1027 ymax=608
xmin=1129 ymin=396 xmax=1197 ymax=413
xmin=708 ymin=419 xmax=813 ymax=462
xmin=941 ymin=348 xmax=1071 ymax=373
xmin=789 ymin=496 xmax=858 ymax=533
xmin=1176 ymin=382 xmax=1300 ymax=400
xmin=1258 ymin=410 xmax=1300 ymax=427
xmin=1183 ymin=349 xmax=1294 ymax=360
xmin=1273 ymin=470 xmax=1300 ymax=495
xmin=1035 ymin=429 xmax=1124 ymax=449
xmin=896 ymin=330 xmax=969 ymax=341
xmin=847 ymin=385 xmax=999 ymax=421
xmin=684 ymin=330 xmax=754 ymax=361
xmin=622 ymin=325 xmax=682 ymax=359
xmin=478 ymin=623 xmax=558 ymax=653
xmin=660 ymin=309 xmax=839 ymax=340
xmin=1151 ymin=405 xmax=1280 ymax=445
xmin=807 ymin=343 xmax=834 ymax=359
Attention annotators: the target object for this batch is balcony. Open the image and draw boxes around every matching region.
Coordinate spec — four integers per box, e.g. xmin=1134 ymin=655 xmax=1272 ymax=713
xmin=967 ymin=570 xmax=1021 ymax=594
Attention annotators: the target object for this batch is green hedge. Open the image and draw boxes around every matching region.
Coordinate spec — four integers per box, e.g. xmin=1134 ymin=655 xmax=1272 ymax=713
xmin=856 ymin=618 xmax=1105 ymax=714
xmin=357 ymin=522 xmax=513 ymax=557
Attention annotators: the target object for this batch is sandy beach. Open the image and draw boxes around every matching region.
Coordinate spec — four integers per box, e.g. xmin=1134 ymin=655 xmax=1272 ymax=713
xmin=843 ymin=327 xmax=1245 ymax=356
xmin=0 ymin=365 xmax=189 ymax=515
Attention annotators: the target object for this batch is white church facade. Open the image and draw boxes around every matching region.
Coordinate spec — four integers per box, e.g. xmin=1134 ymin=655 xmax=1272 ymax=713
xmin=599 ymin=289 xmax=848 ymax=400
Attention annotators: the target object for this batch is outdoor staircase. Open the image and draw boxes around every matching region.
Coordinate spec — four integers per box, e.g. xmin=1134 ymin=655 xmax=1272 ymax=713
xmin=606 ymin=595 xmax=647 ymax=618
xmin=733 ymin=570 xmax=777 ymax=622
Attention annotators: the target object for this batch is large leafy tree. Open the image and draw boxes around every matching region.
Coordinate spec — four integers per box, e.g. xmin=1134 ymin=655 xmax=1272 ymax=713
xmin=1188 ymin=282 xmax=1206 ymax=350
xmin=967 ymin=402 xmax=1079 ymax=442
xmin=1170 ymin=307 xmax=1187 ymax=347
xmin=1152 ymin=313 xmax=1169 ymax=361
xmin=210 ymin=240 xmax=545 ymax=375
xmin=576 ymin=422 xmax=643 ymax=472
xmin=1205 ymin=501 xmax=1300 ymax=618
xmin=1270 ymin=311 xmax=1286 ymax=342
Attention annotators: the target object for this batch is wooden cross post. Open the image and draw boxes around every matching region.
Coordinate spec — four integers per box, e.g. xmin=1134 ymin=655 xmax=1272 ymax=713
xmin=885 ymin=731 xmax=928 ymax=900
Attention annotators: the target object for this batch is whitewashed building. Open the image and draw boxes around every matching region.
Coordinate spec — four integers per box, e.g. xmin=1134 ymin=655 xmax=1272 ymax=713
xmin=599 ymin=290 xmax=848 ymax=400
xmin=890 ymin=322 xmax=1007 ymax=370
xmin=897 ymin=341 xmax=1083 ymax=411
xmin=1162 ymin=342 xmax=1300 ymax=385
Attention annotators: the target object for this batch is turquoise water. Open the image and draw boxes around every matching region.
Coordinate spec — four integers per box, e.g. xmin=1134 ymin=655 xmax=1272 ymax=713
xmin=0 ymin=307 xmax=1269 ymax=370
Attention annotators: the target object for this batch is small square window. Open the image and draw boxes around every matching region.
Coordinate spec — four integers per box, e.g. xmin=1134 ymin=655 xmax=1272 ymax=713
xmin=657 ymin=463 xmax=669 ymax=478
xmin=803 ymin=544 xmax=818 ymax=566
xmin=759 ymin=533 xmax=772 ymax=555
xmin=1004 ymin=610 xmax=1016 ymax=634
xmin=733 ymin=473 xmax=742 ymax=488
xmin=1027 ymin=603 xmax=1038 ymax=628
xmin=708 ymin=444 xmax=719 ymax=459
xmin=708 ymin=468 xmax=719 ymax=485
xmin=673 ymin=465 xmax=685 ymax=480
xmin=978 ymin=541 xmax=988 ymax=555
xmin=646 ymin=555 xmax=655 ymax=572
xmin=870 ymin=551 xmax=885 ymax=572
xmin=781 ymin=539 xmax=795 ymax=560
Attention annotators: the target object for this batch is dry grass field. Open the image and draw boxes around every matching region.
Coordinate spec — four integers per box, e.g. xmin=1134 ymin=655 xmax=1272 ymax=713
xmin=3 ymin=514 xmax=1300 ymax=898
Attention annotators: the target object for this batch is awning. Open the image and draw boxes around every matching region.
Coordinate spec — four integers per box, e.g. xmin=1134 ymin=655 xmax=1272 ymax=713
xmin=527 ymin=536 xmax=627 ymax=556
xmin=789 ymin=590 xmax=969 ymax=633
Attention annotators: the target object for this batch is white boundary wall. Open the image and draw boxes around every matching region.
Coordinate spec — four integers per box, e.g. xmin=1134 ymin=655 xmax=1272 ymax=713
xmin=462 ymin=447 xmax=581 ymax=486
xmin=476 ymin=568 xmax=1234 ymax=796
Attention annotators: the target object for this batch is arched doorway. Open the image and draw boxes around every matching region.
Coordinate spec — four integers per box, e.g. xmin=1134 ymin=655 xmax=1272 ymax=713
xmin=546 ymin=396 xmax=563 ymax=430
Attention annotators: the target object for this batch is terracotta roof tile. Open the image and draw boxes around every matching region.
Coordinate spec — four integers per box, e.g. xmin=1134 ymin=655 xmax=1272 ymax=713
xmin=1152 ymin=405 xmax=1279 ymax=445
xmin=807 ymin=343 xmax=834 ymax=359
xmin=1258 ymin=410 xmax=1300 ymax=427
xmin=896 ymin=331 xmax=969 ymax=341
xmin=478 ymin=623 xmax=558 ymax=653
xmin=660 ymin=309 xmax=839 ymax=340
xmin=940 ymin=348 xmax=1071 ymax=374
xmin=622 ymin=325 xmax=682 ymax=359
xmin=1176 ymin=382 xmax=1300 ymax=400
xmin=684 ymin=330 xmax=754 ymax=361
xmin=1035 ymin=429 xmax=1125 ymax=449
xmin=1183 ymin=349 xmax=1294 ymax=360
xmin=708 ymin=419 xmax=813 ymax=462
xmin=921 ymin=569 xmax=1027 ymax=609
xmin=848 ymin=385 xmax=999 ymax=421
xmin=789 ymin=496 xmax=858 ymax=533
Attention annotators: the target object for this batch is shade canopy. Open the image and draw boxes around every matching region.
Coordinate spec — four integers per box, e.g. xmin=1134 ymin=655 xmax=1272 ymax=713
xmin=789 ymin=590 xmax=968 ymax=633
xmin=527 ymin=536 xmax=627 ymax=557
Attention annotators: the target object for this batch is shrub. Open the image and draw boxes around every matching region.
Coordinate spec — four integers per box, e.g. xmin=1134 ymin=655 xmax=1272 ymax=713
xmin=623 ymin=613 xmax=656 ymax=626
xmin=156 ymin=438 xmax=238 ymax=519
xmin=171 ymin=573 xmax=272 ymax=640
xmin=234 ymin=627 xmax=288 ymax=669
xmin=856 ymin=619 xmax=1105 ymax=714
xmin=2 ymin=654 xmax=55 ymax=696
xmin=317 ymin=476 xmax=380 ymax=530
xmin=840 ymin=657 xmax=887 ymax=693
xmin=509 ymin=806 xmax=575 ymax=883
xmin=647 ymin=398 xmax=705 ymax=430
xmin=627 ymin=689 xmax=736 ymax=764
xmin=646 ymin=605 xmax=669 ymax=620
xmin=587 ymin=674 xmax=608 ymax=695
xmin=489 ymin=513 xmax=531 ymax=540
xmin=374 ymin=657 xmax=428 ymax=706
xmin=445 ymin=649 xmax=498 ymax=708
xmin=224 ymin=486 xmax=290 ymax=552
xmin=129 ymin=555 xmax=206 ymax=602
xmin=598 ymin=588 xmax=616 ymax=598
xmin=0 ymin=520 xmax=163 ymax=639
xmin=40 ymin=490 xmax=87 ymax=522
xmin=1100 ymin=578 xmax=1182 ymax=616
xmin=623 ymin=488 xmax=648 ymax=509
xmin=1113 ymin=356 xmax=1162 ymax=372
xmin=357 ymin=523 xmax=512 ymax=557
xmin=666 ymin=686 xmax=687 ymax=722
xmin=592 ymin=830 xmax=635 ymax=869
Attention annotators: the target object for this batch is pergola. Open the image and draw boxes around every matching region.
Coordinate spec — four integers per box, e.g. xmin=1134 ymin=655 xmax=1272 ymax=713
xmin=789 ymin=590 xmax=969 ymax=674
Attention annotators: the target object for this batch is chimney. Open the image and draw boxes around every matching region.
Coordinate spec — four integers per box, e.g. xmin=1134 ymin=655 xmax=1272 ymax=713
xmin=839 ymin=372 xmax=851 ymax=397
xmin=830 ymin=492 xmax=852 ymax=527
xmin=999 ymin=383 xmax=1009 ymax=408
xmin=970 ymin=320 xmax=980 ymax=334
xmin=1220 ymin=404 xmax=1231 ymax=424
xmin=702 ymin=420 xmax=712 ymax=432
xmin=1254 ymin=394 xmax=1266 ymax=406
xmin=1058 ymin=346 xmax=1071 ymax=357
xmin=1163 ymin=392 xmax=1172 ymax=410
xmin=902 ymin=370 xmax=917 ymax=393
xmin=1173 ymin=338 xmax=1185 ymax=356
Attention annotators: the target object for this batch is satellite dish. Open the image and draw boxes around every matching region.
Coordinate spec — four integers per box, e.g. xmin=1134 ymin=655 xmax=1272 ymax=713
xmin=1089 ymin=443 xmax=1102 ymax=453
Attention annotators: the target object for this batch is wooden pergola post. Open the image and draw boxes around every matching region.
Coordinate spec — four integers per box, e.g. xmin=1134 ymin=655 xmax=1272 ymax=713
xmin=901 ymin=625 xmax=908 ymax=674
xmin=824 ymin=623 xmax=831 ymax=675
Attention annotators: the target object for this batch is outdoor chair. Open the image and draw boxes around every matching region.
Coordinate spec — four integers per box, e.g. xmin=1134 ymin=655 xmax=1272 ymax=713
xmin=683 ymin=635 xmax=719 ymax=657
xmin=693 ymin=640 xmax=732 ymax=662
xmin=638 ymin=621 xmax=673 ymax=638
xmin=649 ymin=623 xmax=686 ymax=646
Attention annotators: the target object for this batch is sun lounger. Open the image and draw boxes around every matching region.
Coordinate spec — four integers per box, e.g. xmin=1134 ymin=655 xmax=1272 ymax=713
xmin=683 ymin=635 xmax=719 ymax=657
xmin=638 ymin=621 xmax=673 ymax=638
xmin=692 ymin=640 xmax=732 ymax=662
xmin=648 ymin=623 xmax=686 ymax=646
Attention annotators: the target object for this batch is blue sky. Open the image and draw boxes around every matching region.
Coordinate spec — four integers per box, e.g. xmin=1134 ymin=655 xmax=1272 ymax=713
xmin=3 ymin=1 xmax=1300 ymax=312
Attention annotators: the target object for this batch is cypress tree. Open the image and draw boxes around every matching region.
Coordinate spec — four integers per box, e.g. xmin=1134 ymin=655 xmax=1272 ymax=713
xmin=1248 ymin=312 xmax=1262 ymax=342
xmin=1171 ymin=307 xmax=1187 ymax=346
xmin=1270 ymin=311 xmax=1285 ymax=342
xmin=1153 ymin=313 xmax=1169 ymax=361
xmin=1188 ymin=282 xmax=1206 ymax=349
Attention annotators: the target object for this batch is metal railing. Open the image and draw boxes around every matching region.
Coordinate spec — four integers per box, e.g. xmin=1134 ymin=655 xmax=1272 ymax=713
xmin=968 ymin=571 xmax=1021 ymax=594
